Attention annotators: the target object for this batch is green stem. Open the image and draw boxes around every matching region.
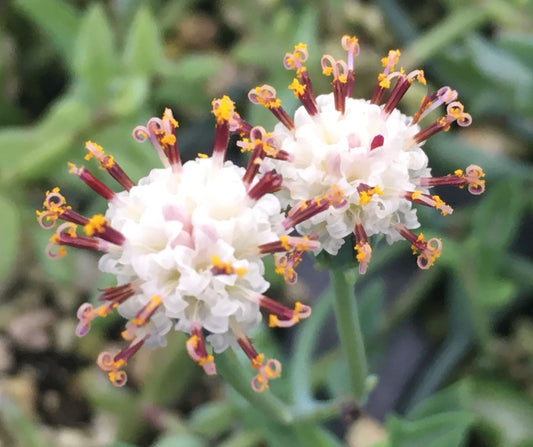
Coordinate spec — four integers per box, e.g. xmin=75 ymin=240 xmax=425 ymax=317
xmin=216 ymin=349 xmax=293 ymax=425
xmin=289 ymin=287 xmax=333 ymax=406
xmin=292 ymin=398 xmax=353 ymax=424
xmin=330 ymin=269 xmax=368 ymax=401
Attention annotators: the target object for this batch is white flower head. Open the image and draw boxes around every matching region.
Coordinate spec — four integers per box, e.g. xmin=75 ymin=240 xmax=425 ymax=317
xmin=248 ymin=37 xmax=485 ymax=273
xmin=38 ymin=97 xmax=315 ymax=391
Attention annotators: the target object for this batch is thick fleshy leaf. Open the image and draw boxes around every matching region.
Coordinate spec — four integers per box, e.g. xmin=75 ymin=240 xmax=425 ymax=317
xmin=122 ymin=7 xmax=162 ymax=76
xmin=72 ymin=4 xmax=118 ymax=100
xmin=387 ymin=411 xmax=473 ymax=447
xmin=472 ymin=378 xmax=533 ymax=446
xmin=0 ymin=97 xmax=91 ymax=183
xmin=189 ymin=401 xmax=234 ymax=437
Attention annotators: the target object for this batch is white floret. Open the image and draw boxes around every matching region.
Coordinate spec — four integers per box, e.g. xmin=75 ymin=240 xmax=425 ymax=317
xmin=98 ymin=157 xmax=282 ymax=349
xmin=264 ymin=93 xmax=431 ymax=253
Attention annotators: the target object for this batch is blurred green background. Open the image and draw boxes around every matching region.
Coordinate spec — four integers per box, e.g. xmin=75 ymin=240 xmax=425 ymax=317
xmin=0 ymin=0 xmax=532 ymax=446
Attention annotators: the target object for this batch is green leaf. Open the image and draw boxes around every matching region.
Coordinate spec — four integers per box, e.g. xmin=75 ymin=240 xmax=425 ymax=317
xmin=409 ymin=381 xmax=472 ymax=419
xmin=0 ymin=96 xmax=91 ymax=183
xmin=293 ymin=423 xmax=345 ymax=447
xmin=155 ymin=55 xmax=225 ymax=114
xmin=189 ymin=401 xmax=234 ymax=437
xmin=468 ymin=35 xmax=532 ymax=85
xmin=14 ymin=0 xmax=80 ymax=59
xmin=472 ymin=378 xmax=533 ymax=447
xmin=390 ymin=382 xmax=475 ymax=447
xmin=141 ymin=332 xmax=196 ymax=406
xmin=73 ymin=5 xmax=118 ymax=101
xmin=0 ymin=194 xmax=19 ymax=282
xmin=123 ymin=7 xmax=162 ymax=76
xmin=110 ymin=76 xmax=149 ymax=117
xmin=475 ymin=277 xmax=516 ymax=309
xmin=472 ymin=180 xmax=523 ymax=252
xmin=498 ymin=32 xmax=533 ymax=71
xmin=466 ymin=34 xmax=533 ymax=113
xmin=387 ymin=412 xmax=474 ymax=447
xmin=151 ymin=435 xmax=205 ymax=447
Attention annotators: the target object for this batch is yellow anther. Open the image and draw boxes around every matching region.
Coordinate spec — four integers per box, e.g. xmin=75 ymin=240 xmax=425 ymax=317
xmin=252 ymin=354 xmax=265 ymax=369
xmin=358 ymin=191 xmax=373 ymax=205
xmin=432 ymin=195 xmax=445 ymax=208
xmin=161 ymin=134 xmax=176 ymax=146
xmin=288 ymin=78 xmax=306 ymax=97
xmin=163 ymin=108 xmax=179 ymax=128
xmin=212 ymin=254 xmax=222 ymax=267
xmin=298 ymin=200 xmax=308 ymax=210
xmin=235 ymin=267 xmax=247 ymax=278
xmin=198 ymin=354 xmax=214 ymax=366
xmin=187 ymin=334 xmax=200 ymax=350
xmin=268 ymin=315 xmax=279 ymax=327
xmin=84 ymin=141 xmax=104 ymax=160
xmin=381 ymin=49 xmax=401 ymax=68
xmin=378 ymin=73 xmax=390 ymax=89
xmin=342 ymin=35 xmax=359 ymax=52
xmin=295 ymin=237 xmax=311 ymax=251
xmin=67 ymin=162 xmax=78 ymax=173
xmin=84 ymin=214 xmax=107 ymax=236
xmin=85 ymin=141 xmax=115 ymax=168
xmin=212 ymin=95 xmax=235 ymax=123
xmin=197 ymin=153 xmax=208 ymax=159
xmin=96 ymin=305 xmax=112 ymax=317
xmin=294 ymin=43 xmax=307 ymax=52
xmin=279 ymin=235 xmax=291 ymax=251
xmin=148 ymin=295 xmax=163 ymax=308
xmin=252 ymin=86 xmax=281 ymax=108
xmin=416 ymin=70 xmax=426 ymax=85
xmin=411 ymin=190 xmax=422 ymax=200
xmin=355 ymin=245 xmax=365 ymax=262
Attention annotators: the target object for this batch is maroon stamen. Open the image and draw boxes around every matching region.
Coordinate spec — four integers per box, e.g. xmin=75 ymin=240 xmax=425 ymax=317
xmin=68 ymin=163 xmax=115 ymax=200
xmin=247 ymin=171 xmax=283 ymax=200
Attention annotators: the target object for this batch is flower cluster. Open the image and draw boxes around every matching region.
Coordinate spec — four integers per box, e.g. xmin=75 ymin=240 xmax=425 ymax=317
xmin=38 ymin=35 xmax=484 ymax=391
xmin=38 ymin=97 xmax=314 ymax=391
xmin=250 ymin=36 xmax=485 ymax=273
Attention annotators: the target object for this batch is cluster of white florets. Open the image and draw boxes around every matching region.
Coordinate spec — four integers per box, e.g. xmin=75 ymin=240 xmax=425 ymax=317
xmin=264 ymin=94 xmax=430 ymax=254
xmin=99 ymin=157 xmax=283 ymax=351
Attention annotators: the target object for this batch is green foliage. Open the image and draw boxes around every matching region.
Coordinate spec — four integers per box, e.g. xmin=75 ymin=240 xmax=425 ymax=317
xmin=14 ymin=0 xmax=80 ymax=59
xmin=472 ymin=378 xmax=533 ymax=447
xmin=386 ymin=383 xmax=474 ymax=447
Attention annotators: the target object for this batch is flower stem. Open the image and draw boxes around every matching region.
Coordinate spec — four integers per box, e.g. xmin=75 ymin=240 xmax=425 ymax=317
xmin=216 ymin=349 xmax=293 ymax=425
xmin=330 ymin=268 xmax=368 ymax=401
